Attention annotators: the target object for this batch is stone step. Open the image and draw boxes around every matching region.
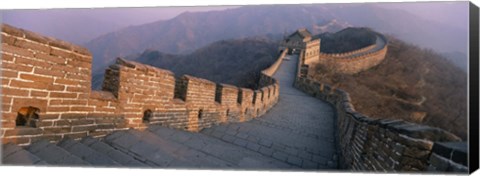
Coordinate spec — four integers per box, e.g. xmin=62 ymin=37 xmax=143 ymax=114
xmin=127 ymin=127 xmax=233 ymax=169
xmin=26 ymin=140 xmax=89 ymax=166
xmin=80 ymin=136 xmax=148 ymax=167
xmin=2 ymin=143 xmax=46 ymax=165
xmin=201 ymin=122 xmax=333 ymax=170
xmin=56 ymin=138 xmax=121 ymax=167
xmin=147 ymin=125 xmax=295 ymax=169
xmin=102 ymin=129 xmax=177 ymax=167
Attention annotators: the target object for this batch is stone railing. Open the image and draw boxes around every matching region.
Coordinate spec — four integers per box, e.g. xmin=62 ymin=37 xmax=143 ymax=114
xmin=314 ymin=34 xmax=389 ymax=74
xmin=294 ymin=48 xmax=468 ymax=173
xmin=0 ymin=24 xmax=286 ymax=145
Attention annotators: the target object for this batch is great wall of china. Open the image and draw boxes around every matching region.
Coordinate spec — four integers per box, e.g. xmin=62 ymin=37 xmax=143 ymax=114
xmin=295 ymin=38 xmax=468 ymax=171
xmin=303 ymin=32 xmax=388 ymax=74
xmin=0 ymin=24 xmax=284 ymax=145
xmin=0 ymin=24 xmax=469 ymax=172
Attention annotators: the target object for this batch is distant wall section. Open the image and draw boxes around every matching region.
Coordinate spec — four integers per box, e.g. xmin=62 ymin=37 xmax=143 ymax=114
xmin=295 ymin=49 xmax=468 ymax=173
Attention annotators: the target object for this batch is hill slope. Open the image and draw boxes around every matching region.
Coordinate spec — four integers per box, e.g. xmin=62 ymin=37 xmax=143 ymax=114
xmin=311 ymin=37 xmax=468 ymax=139
xmin=93 ymin=37 xmax=279 ymax=90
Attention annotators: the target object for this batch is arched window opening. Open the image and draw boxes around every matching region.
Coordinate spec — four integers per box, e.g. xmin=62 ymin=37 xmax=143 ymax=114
xmin=143 ymin=109 xmax=153 ymax=123
xmin=198 ymin=109 xmax=204 ymax=120
xmin=16 ymin=106 xmax=40 ymax=128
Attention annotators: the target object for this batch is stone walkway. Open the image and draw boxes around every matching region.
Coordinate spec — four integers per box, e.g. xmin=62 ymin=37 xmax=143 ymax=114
xmin=2 ymin=54 xmax=338 ymax=170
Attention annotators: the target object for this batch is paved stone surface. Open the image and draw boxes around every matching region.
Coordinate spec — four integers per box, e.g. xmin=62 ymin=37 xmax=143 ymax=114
xmin=2 ymin=143 xmax=45 ymax=165
xmin=2 ymin=54 xmax=337 ymax=170
xmin=26 ymin=140 xmax=90 ymax=166
xmin=80 ymin=137 xmax=148 ymax=167
xmin=202 ymin=54 xmax=338 ymax=169
xmin=57 ymin=138 xmax=120 ymax=166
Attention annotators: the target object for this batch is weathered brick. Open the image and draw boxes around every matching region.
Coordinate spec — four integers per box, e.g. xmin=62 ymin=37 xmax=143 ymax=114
xmin=2 ymin=61 xmax=34 ymax=72
xmin=10 ymin=80 xmax=48 ymax=89
xmin=61 ymin=113 xmax=87 ymax=120
xmin=50 ymin=92 xmax=77 ymax=98
xmin=70 ymin=119 xmax=94 ymax=126
xmin=50 ymin=47 xmax=74 ymax=58
xmin=1 ymin=121 xmax=16 ymax=128
xmin=35 ymin=52 xmax=66 ymax=65
xmin=34 ymin=67 xmax=65 ymax=77
xmin=2 ymin=87 xmax=29 ymax=96
xmin=2 ymin=137 xmax=30 ymax=145
xmin=2 ymin=78 xmax=10 ymax=86
xmin=2 ymin=44 xmax=35 ymax=58
xmin=30 ymin=90 xmax=48 ymax=97
xmin=43 ymin=127 xmax=71 ymax=134
xmin=1 ymin=33 xmax=17 ymax=45
xmin=54 ymin=78 xmax=79 ymax=86
xmin=2 ymin=24 xmax=24 ymax=37
xmin=23 ymin=29 xmax=50 ymax=44
xmin=71 ymin=106 xmax=95 ymax=112
xmin=20 ymin=73 xmax=54 ymax=83
xmin=71 ymin=125 xmax=96 ymax=132
xmin=15 ymin=57 xmax=52 ymax=68
xmin=39 ymin=114 xmax=60 ymax=120
xmin=4 ymin=128 xmax=43 ymax=136
xmin=2 ymin=53 xmax=15 ymax=62
xmin=46 ymin=106 xmax=70 ymax=112
xmin=54 ymin=120 xmax=71 ymax=126
xmin=67 ymin=60 xmax=90 ymax=68
xmin=13 ymin=39 xmax=50 ymax=53
xmin=66 ymin=86 xmax=88 ymax=93
xmin=47 ymin=84 xmax=65 ymax=91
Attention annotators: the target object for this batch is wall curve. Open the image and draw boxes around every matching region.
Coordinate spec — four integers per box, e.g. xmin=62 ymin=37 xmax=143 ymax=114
xmin=307 ymin=33 xmax=389 ymax=74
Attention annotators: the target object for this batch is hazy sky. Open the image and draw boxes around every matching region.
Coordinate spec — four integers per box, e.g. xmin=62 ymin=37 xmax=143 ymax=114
xmin=1 ymin=2 xmax=469 ymax=44
xmin=2 ymin=6 xmax=238 ymax=44
xmin=377 ymin=1 xmax=468 ymax=30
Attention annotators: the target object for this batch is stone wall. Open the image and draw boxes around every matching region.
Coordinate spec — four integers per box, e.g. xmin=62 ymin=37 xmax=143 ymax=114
xmin=304 ymin=39 xmax=321 ymax=65
xmin=309 ymin=34 xmax=388 ymax=74
xmin=0 ymin=24 xmax=285 ymax=145
xmin=294 ymin=50 xmax=468 ymax=173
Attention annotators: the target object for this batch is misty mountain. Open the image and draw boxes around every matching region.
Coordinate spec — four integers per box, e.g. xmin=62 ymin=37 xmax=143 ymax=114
xmin=92 ymin=37 xmax=279 ymax=90
xmin=84 ymin=4 xmax=468 ymax=73
xmin=441 ymin=51 xmax=468 ymax=72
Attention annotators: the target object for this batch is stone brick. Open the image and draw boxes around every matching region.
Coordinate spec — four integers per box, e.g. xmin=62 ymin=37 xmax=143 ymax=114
xmin=4 ymin=128 xmax=43 ymax=136
xmin=2 ymin=87 xmax=29 ymax=96
xmin=2 ymin=53 xmax=15 ymax=62
xmin=30 ymin=90 xmax=49 ymax=97
xmin=35 ymin=53 xmax=66 ymax=65
xmin=50 ymin=92 xmax=77 ymax=98
xmin=1 ymin=33 xmax=17 ymax=45
xmin=1 ymin=43 xmax=34 ymax=58
xmin=20 ymin=73 xmax=54 ymax=83
xmin=42 ymin=127 xmax=71 ymax=134
xmin=2 ymin=62 xmax=34 ymax=72
xmin=10 ymin=80 xmax=48 ymax=90
xmin=13 ymin=39 xmax=50 ymax=53
xmin=54 ymin=78 xmax=79 ymax=86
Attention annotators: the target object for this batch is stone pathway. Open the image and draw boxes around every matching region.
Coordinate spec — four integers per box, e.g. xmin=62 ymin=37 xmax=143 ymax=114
xmin=2 ymin=54 xmax=338 ymax=170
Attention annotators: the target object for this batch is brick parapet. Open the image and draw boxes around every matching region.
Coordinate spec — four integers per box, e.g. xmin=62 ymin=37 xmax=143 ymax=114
xmin=1 ymin=24 xmax=286 ymax=144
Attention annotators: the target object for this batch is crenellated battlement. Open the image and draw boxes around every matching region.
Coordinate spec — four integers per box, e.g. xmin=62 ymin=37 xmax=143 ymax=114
xmin=0 ymin=24 xmax=284 ymax=145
